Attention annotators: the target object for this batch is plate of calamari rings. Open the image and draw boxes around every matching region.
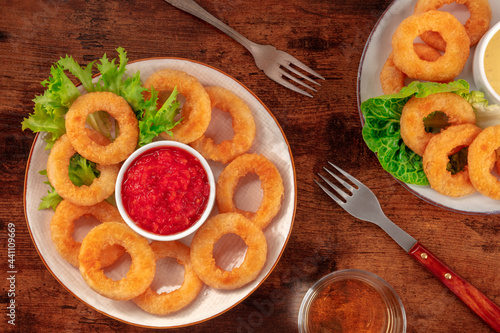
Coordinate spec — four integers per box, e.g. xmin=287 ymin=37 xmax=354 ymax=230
xmin=24 ymin=50 xmax=296 ymax=328
xmin=358 ymin=0 xmax=500 ymax=214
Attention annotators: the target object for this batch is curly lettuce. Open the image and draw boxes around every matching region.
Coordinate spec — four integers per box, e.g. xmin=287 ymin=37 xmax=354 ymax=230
xmin=460 ymin=90 xmax=500 ymax=129
xmin=22 ymin=47 xmax=180 ymax=210
xmin=138 ymin=87 xmax=181 ymax=147
xmin=361 ymin=80 xmax=470 ymax=185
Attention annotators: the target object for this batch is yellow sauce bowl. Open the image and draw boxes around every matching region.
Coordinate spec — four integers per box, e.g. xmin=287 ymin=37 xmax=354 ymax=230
xmin=473 ymin=21 xmax=500 ymax=105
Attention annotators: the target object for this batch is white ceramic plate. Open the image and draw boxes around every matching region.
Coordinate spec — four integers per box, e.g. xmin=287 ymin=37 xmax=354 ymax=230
xmin=24 ymin=58 xmax=296 ymax=328
xmin=358 ymin=0 xmax=500 ymax=214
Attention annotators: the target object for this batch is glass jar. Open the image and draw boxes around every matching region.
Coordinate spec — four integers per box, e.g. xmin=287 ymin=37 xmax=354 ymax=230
xmin=298 ymin=269 xmax=406 ymax=333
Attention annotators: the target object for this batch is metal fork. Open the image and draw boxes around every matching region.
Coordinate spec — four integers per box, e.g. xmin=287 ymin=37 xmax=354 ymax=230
xmin=163 ymin=0 xmax=324 ymax=97
xmin=315 ymin=162 xmax=500 ymax=331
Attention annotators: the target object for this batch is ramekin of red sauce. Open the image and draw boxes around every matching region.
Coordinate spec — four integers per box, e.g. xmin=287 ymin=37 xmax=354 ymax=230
xmin=115 ymin=141 xmax=215 ymax=241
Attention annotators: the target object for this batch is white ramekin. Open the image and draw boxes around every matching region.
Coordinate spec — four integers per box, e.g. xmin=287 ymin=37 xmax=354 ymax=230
xmin=115 ymin=140 xmax=215 ymax=241
xmin=473 ymin=21 xmax=500 ymax=105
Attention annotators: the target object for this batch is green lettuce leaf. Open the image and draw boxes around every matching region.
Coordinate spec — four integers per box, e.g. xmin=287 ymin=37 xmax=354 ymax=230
xmin=21 ymin=63 xmax=81 ymax=149
xmin=361 ymin=80 xmax=470 ymax=185
xmin=58 ymin=56 xmax=95 ymax=93
xmin=461 ymin=90 xmax=500 ymax=129
xmin=22 ymin=47 xmax=150 ymax=145
xmin=447 ymin=147 xmax=468 ymax=175
xmin=23 ymin=47 xmax=181 ymax=210
xmin=68 ymin=154 xmax=100 ymax=186
xmin=38 ymin=170 xmax=63 ymax=211
xmin=21 ymin=103 xmax=66 ymax=149
xmin=37 ymin=155 xmax=101 ymax=210
xmin=138 ymin=87 xmax=182 ymax=147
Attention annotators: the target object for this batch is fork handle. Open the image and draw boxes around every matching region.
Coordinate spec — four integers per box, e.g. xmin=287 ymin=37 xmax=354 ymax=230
xmin=163 ymin=0 xmax=257 ymax=52
xmin=409 ymin=242 xmax=500 ymax=331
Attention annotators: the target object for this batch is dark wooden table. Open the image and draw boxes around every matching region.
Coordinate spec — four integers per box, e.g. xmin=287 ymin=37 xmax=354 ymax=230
xmin=2 ymin=0 xmax=499 ymax=332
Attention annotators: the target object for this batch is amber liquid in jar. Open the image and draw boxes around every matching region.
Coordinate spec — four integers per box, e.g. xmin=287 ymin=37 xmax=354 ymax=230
xmin=307 ymin=279 xmax=387 ymax=333
xmin=484 ymin=30 xmax=500 ymax=95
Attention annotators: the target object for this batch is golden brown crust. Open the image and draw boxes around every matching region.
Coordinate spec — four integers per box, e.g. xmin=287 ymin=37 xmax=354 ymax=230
xmin=133 ymin=241 xmax=203 ymax=314
xmin=190 ymin=86 xmax=256 ymax=164
xmin=423 ymin=124 xmax=481 ymax=197
xmin=78 ymin=222 xmax=156 ymax=301
xmin=414 ymin=0 xmax=492 ymax=50
xmin=144 ymin=69 xmax=211 ymax=144
xmin=50 ymin=200 xmax=125 ymax=267
xmin=216 ymin=153 xmax=284 ymax=229
xmin=392 ymin=11 xmax=470 ymax=82
xmin=65 ymin=91 xmax=139 ymax=165
xmin=189 ymin=213 xmax=267 ymax=289
xmin=47 ymin=134 xmax=119 ymax=206
xmin=380 ymin=43 xmax=442 ymax=95
xmin=400 ymin=93 xmax=475 ymax=156
xmin=468 ymin=124 xmax=500 ymax=199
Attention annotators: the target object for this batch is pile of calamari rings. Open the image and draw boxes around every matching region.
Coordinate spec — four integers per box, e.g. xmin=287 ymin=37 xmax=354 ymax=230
xmin=46 ymin=68 xmax=285 ymax=315
xmin=377 ymin=0 xmax=500 ymax=199
xmin=399 ymin=91 xmax=500 ymax=199
xmin=380 ymin=0 xmax=492 ymax=94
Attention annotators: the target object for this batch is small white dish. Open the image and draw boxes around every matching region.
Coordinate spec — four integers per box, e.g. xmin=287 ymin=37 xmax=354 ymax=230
xmin=115 ymin=140 xmax=216 ymax=241
xmin=25 ymin=58 xmax=296 ymax=328
xmin=473 ymin=20 xmax=500 ymax=105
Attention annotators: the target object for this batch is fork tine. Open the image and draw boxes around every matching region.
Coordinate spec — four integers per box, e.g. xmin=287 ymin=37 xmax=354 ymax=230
xmin=314 ymin=179 xmax=345 ymax=206
xmin=279 ymin=68 xmax=317 ymax=92
xmin=327 ymin=162 xmax=363 ymax=189
xmin=272 ymin=76 xmax=314 ymax=98
xmin=323 ymin=167 xmax=356 ymax=194
xmin=282 ymin=63 xmax=322 ymax=86
xmin=282 ymin=53 xmax=325 ymax=80
xmin=317 ymin=174 xmax=351 ymax=201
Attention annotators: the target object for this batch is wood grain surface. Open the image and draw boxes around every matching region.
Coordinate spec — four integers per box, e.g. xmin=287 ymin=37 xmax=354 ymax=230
xmin=1 ymin=0 xmax=499 ymax=332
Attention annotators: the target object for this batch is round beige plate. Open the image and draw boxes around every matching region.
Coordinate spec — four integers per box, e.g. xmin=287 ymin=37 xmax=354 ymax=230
xmin=24 ymin=58 xmax=296 ymax=328
xmin=358 ymin=0 xmax=500 ymax=214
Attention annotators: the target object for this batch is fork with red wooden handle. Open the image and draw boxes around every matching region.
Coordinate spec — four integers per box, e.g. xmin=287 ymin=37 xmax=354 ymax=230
xmin=316 ymin=162 xmax=500 ymax=332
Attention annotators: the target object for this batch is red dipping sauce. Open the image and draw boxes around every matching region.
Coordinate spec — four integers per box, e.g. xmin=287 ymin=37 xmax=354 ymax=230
xmin=121 ymin=146 xmax=211 ymax=236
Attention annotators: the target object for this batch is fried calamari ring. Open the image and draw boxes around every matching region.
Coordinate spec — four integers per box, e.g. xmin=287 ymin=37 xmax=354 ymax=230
xmin=190 ymin=86 xmax=256 ymax=164
xmin=468 ymin=124 xmax=500 ymax=200
xmin=189 ymin=213 xmax=267 ymax=289
xmin=65 ymin=91 xmax=139 ymax=165
xmin=216 ymin=154 xmax=284 ymax=229
xmin=400 ymin=93 xmax=476 ymax=156
xmin=78 ymin=222 xmax=156 ymax=301
xmin=423 ymin=124 xmax=481 ymax=197
xmin=50 ymin=200 xmax=126 ymax=267
xmin=381 ymin=43 xmax=443 ymax=94
xmin=47 ymin=134 xmax=119 ymax=206
xmin=392 ymin=10 xmax=470 ymax=82
xmin=144 ymin=69 xmax=211 ymax=144
xmin=415 ymin=0 xmax=492 ymax=50
xmin=133 ymin=241 xmax=203 ymax=314
xmin=380 ymin=53 xmax=406 ymax=95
